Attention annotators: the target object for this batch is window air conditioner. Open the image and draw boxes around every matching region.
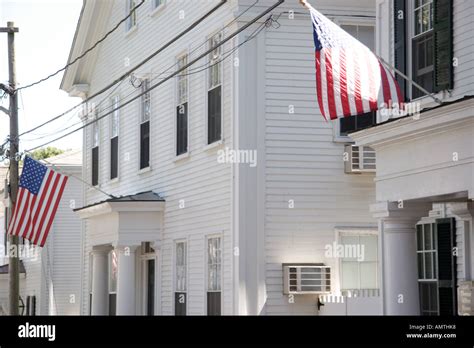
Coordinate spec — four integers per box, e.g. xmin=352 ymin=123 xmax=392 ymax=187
xmin=344 ymin=145 xmax=376 ymax=173
xmin=283 ymin=264 xmax=331 ymax=295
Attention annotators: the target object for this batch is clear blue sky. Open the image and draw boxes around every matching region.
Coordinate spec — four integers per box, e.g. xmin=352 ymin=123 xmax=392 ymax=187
xmin=0 ymin=0 xmax=83 ymax=156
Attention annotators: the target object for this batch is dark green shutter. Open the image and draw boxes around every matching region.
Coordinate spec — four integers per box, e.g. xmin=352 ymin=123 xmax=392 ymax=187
xmin=394 ymin=0 xmax=407 ymax=99
xmin=433 ymin=0 xmax=454 ymax=92
xmin=436 ymin=218 xmax=457 ymax=315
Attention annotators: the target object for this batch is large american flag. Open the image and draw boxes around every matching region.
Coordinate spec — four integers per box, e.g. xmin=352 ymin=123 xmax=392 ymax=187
xmin=309 ymin=5 xmax=403 ymax=120
xmin=7 ymin=156 xmax=68 ymax=247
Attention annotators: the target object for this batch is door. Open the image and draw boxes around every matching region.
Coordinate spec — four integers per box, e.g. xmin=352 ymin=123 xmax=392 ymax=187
xmin=416 ymin=218 xmax=457 ymax=316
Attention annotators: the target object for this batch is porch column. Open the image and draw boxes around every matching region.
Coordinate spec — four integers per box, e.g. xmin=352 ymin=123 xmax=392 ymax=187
xmin=91 ymin=246 xmax=111 ymax=315
xmin=116 ymin=245 xmax=138 ymax=315
xmin=372 ymin=202 xmax=431 ymax=315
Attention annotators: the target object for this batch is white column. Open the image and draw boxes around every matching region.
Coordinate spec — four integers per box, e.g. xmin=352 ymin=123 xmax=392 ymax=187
xmin=116 ymin=246 xmax=138 ymax=315
xmin=372 ymin=202 xmax=431 ymax=315
xmin=91 ymin=246 xmax=110 ymax=315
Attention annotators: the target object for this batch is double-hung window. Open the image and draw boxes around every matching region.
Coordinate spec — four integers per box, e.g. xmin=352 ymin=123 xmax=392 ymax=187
xmin=339 ymin=231 xmax=378 ymax=291
xmin=126 ymin=0 xmax=137 ymax=31
xmin=207 ymin=237 xmax=222 ymax=316
xmin=207 ymin=33 xmax=222 ymax=145
xmin=140 ymin=79 xmax=151 ymax=170
xmin=91 ymin=109 xmax=99 ymax=187
xmin=176 ymin=54 xmax=188 ymax=156
xmin=110 ymin=96 xmax=119 ymax=180
xmin=108 ymin=250 xmax=118 ymax=316
xmin=175 ymin=241 xmax=187 ymax=315
xmin=394 ymin=0 xmax=453 ymax=100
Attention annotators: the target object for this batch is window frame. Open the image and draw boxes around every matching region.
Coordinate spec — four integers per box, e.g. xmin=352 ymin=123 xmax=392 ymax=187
xmin=205 ymin=31 xmax=224 ymax=146
xmin=125 ymin=0 xmax=138 ymax=33
xmin=173 ymin=239 xmax=188 ymax=315
xmin=408 ymin=0 xmax=435 ymax=101
xmin=150 ymin=0 xmax=166 ymax=16
xmin=205 ymin=235 xmax=223 ymax=315
xmin=139 ymin=78 xmax=151 ymax=171
xmin=140 ymin=243 xmax=156 ymax=316
xmin=175 ymin=51 xmax=190 ymax=158
xmin=330 ymin=20 xmax=376 ymax=142
xmin=335 ymin=228 xmax=378 ymax=292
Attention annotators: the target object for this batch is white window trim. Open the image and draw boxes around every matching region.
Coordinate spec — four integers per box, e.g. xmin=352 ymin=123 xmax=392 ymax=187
xmin=138 ymin=77 xmax=152 ymax=172
xmin=125 ymin=0 xmax=138 ymax=34
xmin=173 ymin=238 xmax=189 ymax=314
xmin=110 ymin=95 xmax=120 ymax=183
xmin=334 ymin=227 xmax=378 ymax=293
xmin=140 ymin=247 xmax=157 ymax=316
xmin=150 ymin=0 xmax=166 ymax=17
xmin=330 ymin=19 xmax=376 ymax=142
xmin=204 ymin=30 xmax=225 ymax=147
xmin=173 ymin=50 xmax=191 ymax=160
xmin=205 ymin=234 xmax=223 ymax=314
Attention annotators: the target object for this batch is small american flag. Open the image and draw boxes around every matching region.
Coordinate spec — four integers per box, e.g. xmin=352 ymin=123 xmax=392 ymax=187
xmin=309 ymin=4 xmax=403 ymax=120
xmin=7 ymin=156 xmax=68 ymax=247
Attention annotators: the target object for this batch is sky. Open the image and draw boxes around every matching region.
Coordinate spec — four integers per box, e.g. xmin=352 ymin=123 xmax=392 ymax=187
xmin=0 ymin=0 xmax=83 ymax=159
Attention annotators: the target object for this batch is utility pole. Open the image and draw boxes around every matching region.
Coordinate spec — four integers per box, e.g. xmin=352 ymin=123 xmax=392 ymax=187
xmin=1 ymin=21 xmax=20 ymax=316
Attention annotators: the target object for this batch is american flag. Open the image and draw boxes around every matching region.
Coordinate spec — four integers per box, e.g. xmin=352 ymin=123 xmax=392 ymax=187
xmin=309 ymin=4 xmax=403 ymax=120
xmin=7 ymin=156 xmax=68 ymax=247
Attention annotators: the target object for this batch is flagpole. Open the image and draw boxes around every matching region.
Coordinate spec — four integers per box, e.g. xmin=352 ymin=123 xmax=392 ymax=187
xmin=299 ymin=0 xmax=443 ymax=105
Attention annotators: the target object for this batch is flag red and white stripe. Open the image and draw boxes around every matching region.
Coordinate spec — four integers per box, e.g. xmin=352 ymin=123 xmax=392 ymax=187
xmin=309 ymin=5 xmax=403 ymax=120
xmin=7 ymin=156 xmax=68 ymax=247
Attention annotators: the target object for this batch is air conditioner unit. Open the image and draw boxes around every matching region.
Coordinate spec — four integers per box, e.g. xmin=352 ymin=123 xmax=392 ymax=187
xmin=283 ymin=264 xmax=331 ymax=295
xmin=458 ymin=281 xmax=474 ymax=315
xmin=344 ymin=145 xmax=376 ymax=174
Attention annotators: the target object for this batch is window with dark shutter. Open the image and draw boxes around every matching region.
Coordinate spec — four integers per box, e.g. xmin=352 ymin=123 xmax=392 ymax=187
xmin=394 ymin=0 xmax=407 ymax=99
xmin=433 ymin=0 xmax=453 ymax=92
xmin=92 ymin=146 xmax=99 ymax=187
xmin=176 ymin=104 xmax=188 ymax=156
xmin=110 ymin=137 xmax=118 ymax=179
xmin=140 ymin=121 xmax=150 ymax=169
xmin=208 ymin=86 xmax=222 ymax=144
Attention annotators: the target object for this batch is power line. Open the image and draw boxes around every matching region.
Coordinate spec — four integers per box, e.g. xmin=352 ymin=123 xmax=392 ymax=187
xmin=24 ymin=14 xmax=271 ymax=144
xmin=15 ymin=0 xmax=228 ymax=141
xmin=15 ymin=0 xmax=146 ymax=93
xmin=25 ymin=1 xmax=285 ymax=153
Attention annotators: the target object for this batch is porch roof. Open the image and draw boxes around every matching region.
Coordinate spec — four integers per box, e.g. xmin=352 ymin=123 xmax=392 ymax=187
xmin=74 ymin=191 xmax=165 ymax=213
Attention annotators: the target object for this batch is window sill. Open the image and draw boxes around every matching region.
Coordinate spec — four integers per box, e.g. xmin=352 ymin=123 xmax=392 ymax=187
xmin=138 ymin=166 xmax=152 ymax=175
xmin=173 ymin=152 xmax=190 ymax=163
xmin=125 ymin=25 xmax=138 ymax=38
xmin=204 ymin=140 xmax=224 ymax=152
xmin=149 ymin=4 xmax=165 ymax=17
xmin=109 ymin=178 xmax=119 ymax=184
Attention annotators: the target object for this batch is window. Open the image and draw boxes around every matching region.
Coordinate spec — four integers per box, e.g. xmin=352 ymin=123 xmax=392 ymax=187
xmin=91 ymin=109 xmax=99 ymax=187
xmin=339 ymin=232 xmax=378 ymax=290
xmin=412 ymin=0 xmax=434 ymax=99
xmin=152 ymin=0 xmax=164 ymax=10
xmin=207 ymin=237 xmax=221 ymax=316
xmin=176 ymin=54 xmax=188 ymax=156
xmin=126 ymin=0 xmax=137 ymax=31
xmin=207 ymin=33 xmax=222 ymax=145
xmin=140 ymin=79 xmax=151 ymax=170
xmin=110 ymin=96 xmax=119 ymax=180
xmin=338 ymin=24 xmax=375 ymax=136
xmin=175 ymin=241 xmax=187 ymax=316
xmin=26 ymin=296 xmax=36 ymax=316
xmin=339 ymin=112 xmax=376 ymax=136
xmin=394 ymin=0 xmax=453 ymax=100
xmin=108 ymin=250 xmax=118 ymax=316
xmin=141 ymin=242 xmax=155 ymax=316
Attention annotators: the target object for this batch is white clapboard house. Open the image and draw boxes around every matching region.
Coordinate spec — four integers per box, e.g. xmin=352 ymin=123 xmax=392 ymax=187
xmin=0 ymin=150 xmax=83 ymax=315
xmin=60 ymin=0 xmax=472 ymax=316
xmin=350 ymin=0 xmax=474 ymax=315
